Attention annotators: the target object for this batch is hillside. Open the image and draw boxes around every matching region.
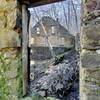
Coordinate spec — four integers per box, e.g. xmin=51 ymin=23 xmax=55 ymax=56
xmin=29 ymin=50 xmax=79 ymax=100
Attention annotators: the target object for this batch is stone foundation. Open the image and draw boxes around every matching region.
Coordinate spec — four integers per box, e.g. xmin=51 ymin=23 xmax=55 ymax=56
xmin=30 ymin=46 xmax=72 ymax=61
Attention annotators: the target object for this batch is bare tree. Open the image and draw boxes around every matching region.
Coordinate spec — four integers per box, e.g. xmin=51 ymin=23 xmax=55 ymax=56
xmin=71 ymin=0 xmax=78 ymax=32
xmin=67 ymin=0 xmax=71 ymax=31
xmin=51 ymin=4 xmax=59 ymax=21
xmin=61 ymin=2 xmax=68 ymax=29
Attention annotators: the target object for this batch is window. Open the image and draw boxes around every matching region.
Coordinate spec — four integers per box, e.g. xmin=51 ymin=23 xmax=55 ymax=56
xmin=37 ymin=27 xmax=40 ymax=34
xmin=51 ymin=26 xmax=55 ymax=34
xmin=59 ymin=38 xmax=65 ymax=46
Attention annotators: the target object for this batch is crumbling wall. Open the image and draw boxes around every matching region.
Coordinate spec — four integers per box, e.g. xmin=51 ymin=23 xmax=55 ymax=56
xmin=0 ymin=0 xmax=22 ymax=100
xmin=80 ymin=0 xmax=100 ymax=100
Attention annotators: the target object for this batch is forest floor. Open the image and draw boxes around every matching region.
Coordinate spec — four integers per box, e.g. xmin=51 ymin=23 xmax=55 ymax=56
xmin=29 ymin=49 xmax=79 ymax=100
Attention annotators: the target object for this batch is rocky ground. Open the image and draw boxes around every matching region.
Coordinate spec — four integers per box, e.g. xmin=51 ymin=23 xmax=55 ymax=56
xmin=29 ymin=50 xmax=79 ymax=100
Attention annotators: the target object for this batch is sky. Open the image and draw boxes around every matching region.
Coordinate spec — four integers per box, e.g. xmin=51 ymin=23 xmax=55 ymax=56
xmin=29 ymin=0 xmax=81 ymax=35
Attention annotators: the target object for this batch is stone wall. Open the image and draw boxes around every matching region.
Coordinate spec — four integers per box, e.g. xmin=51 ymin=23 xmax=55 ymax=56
xmin=31 ymin=35 xmax=75 ymax=48
xmin=0 ymin=0 xmax=22 ymax=100
xmin=30 ymin=46 xmax=72 ymax=61
xmin=80 ymin=0 xmax=100 ymax=100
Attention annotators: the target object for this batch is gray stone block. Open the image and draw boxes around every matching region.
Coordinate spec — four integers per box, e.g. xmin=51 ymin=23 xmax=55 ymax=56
xmin=81 ymin=19 xmax=100 ymax=50
xmin=0 ymin=29 xmax=21 ymax=48
xmin=6 ymin=8 xmax=22 ymax=29
xmin=83 ymin=0 xmax=100 ymax=18
xmin=81 ymin=52 xmax=100 ymax=68
xmin=0 ymin=11 xmax=6 ymax=29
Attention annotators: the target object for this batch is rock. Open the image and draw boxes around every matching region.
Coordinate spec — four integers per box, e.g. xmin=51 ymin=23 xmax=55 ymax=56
xmin=6 ymin=8 xmax=22 ymax=29
xmin=81 ymin=19 xmax=100 ymax=50
xmin=0 ymin=11 xmax=6 ymax=29
xmin=81 ymin=52 xmax=100 ymax=68
xmin=7 ymin=79 xmax=18 ymax=95
xmin=8 ymin=95 xmax=18 ymax=100
xmin=96 ymin=50 xmax=100 ymax=54
xmin=56 ymin=83 xmax=63 ymax=90
xmin=30 ymin=50 xmax=79 ymax=99
xmin=38 ymin=91 xmax=46 ymax=97
xmin=32 ymin=95 xmax=46 ymax=100
xmin=5 ymin=71 xmax=17 ymax=80
xmin=0 ymin=29 xmax=21 ymax=49
xmin=47 ymin=97 xmax=59 ymax=100
xmin=83 ymin=0 xmax=100 ymax=19
xmin=30 ymin=73 xmax=35 ymax=80
xmin=86 ymin=0 xmax=97 ymax=13
xmin=0 ymin=0 xmax=17 ymax=10
xmin=21 ymin=97 xmax=32 ymax=100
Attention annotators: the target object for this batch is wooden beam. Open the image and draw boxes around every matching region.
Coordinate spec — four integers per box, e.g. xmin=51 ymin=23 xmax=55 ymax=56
xmin=20 ymin=0 xmax=64 ymax=7
xmin=29 ymin=0 xmax=64 ymax=7
xmin=22 ymin=5 xmax=29 ymax=96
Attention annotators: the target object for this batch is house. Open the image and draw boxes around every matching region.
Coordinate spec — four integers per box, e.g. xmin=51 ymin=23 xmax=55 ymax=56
xmin=30 ymin=16 xmax=75 ymax=60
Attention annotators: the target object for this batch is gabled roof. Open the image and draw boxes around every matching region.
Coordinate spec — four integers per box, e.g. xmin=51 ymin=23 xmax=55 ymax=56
xmin=32 ymin=16 xmax=73 ymax=36
xmin=35 ymin=16 xmax=60 ymax=27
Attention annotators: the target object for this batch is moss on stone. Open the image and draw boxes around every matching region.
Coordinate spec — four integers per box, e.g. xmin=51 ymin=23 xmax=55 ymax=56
xmin=17 ymin=55 xmax=23 ymax=98
xmin=0 ymin=48 xmax=22 ymax=100
xmin=0 ymin=53 xmax=10 ymax=100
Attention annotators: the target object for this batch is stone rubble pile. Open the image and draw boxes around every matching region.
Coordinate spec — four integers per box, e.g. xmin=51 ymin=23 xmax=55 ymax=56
xmin=30 ymin=50 xmax=79 ymax=100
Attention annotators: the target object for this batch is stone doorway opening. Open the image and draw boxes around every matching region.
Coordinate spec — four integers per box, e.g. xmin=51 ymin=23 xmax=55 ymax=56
xmin=27 ymin=0 xmax=81 ymax=99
